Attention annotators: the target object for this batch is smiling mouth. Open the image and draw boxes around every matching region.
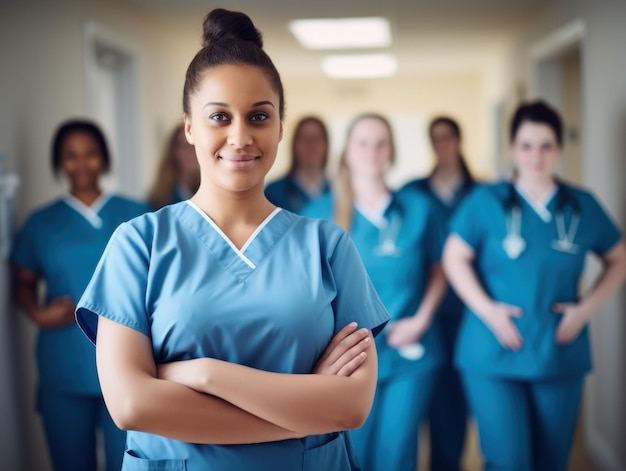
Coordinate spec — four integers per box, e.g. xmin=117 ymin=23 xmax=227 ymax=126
xmin=219 ymin=155 xmax=260 ymax=169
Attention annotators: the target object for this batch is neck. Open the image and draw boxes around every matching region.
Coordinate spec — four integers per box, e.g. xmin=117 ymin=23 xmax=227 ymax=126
xmin=191 ymin=183 xmax=274 ymax=230
xmin=295 ymin=167 xmax=324 ymax=185
xmin=351 ymin=175 xmax=389 ymax=212
xmin=70 ymin=187 xmax=102 ymax=206
xmin=516 ymin=176 xmax=556 ymax=200
xmin=432 ymin=161 xmax=463 ymax=188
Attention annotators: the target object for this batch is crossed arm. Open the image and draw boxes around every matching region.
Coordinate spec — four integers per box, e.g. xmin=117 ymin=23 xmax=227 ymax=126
xmin=96 ymin=318 xmax=377 ymax=444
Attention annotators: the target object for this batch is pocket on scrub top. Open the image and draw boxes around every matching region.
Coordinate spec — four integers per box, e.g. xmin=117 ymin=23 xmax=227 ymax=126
xmin=122 ymin=450 xmax=187 ymax=471
xmin=303 ymin=433 xmax=352 ymax=471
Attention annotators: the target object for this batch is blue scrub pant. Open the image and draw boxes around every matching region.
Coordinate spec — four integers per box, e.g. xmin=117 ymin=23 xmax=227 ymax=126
xmin=462 ymin=373 xmax=583 ymax=471
xmin=38 ymin=388 xmax=126 ymax=471
xmin=428 ymin=318 xmax=468 ymax=471
xmin=350 ymin=370 xmax=437 ymax=471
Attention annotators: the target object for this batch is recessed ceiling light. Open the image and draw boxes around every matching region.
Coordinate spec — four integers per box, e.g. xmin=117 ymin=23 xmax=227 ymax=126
xmin=321 ymin=54 xmax=398 ymax=79
xmin=288 ymin=17 xmax=391 ymax=50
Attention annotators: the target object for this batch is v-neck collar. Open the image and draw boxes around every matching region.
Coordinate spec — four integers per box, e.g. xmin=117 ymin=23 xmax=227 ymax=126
xmin=514 ymin=182 xmax=557 ymax=223
xmin=185 ymin=200 xmax=282 ymax=270
xmin=62 ymin=193 xmax=111 ymax=229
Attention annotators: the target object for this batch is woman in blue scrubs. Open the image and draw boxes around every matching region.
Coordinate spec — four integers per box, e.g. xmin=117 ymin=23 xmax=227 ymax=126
xmin=443 ymin=101 xmax=626 ymax=471
xmin=147 ymin=123 xmax=200 ymax=210
xmin=264 ymin=116 xmax=331 ymax=213
xmin=401 ymin=116 xmax=474 ymax=471
xmin=75 ymin=9 xmax=389 ymax=471
xmin=10 ymin=120 xmax=150 ymax=471
xmin=305 ymin=114 xmax=447 ymax=471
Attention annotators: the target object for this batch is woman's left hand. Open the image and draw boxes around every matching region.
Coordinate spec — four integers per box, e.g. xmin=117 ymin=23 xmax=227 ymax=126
xmin=385 ymin=315 xmax=431 ymax=348
xmin=553 ymin=303 xmax=589 ymax=344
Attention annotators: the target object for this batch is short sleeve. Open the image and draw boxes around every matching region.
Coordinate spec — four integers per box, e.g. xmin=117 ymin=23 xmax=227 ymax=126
xmin=76 ymin=222 xmax=151 ymax=344
xmin=583 ymin=192 xmax=623 ymax=256
xmin=449 ymin=187 xmax=486 ymax=250
xmin=329 ymin=231 xmax=390 ymax=338
xmin=10 ymin=215 xmax=42 ymax=274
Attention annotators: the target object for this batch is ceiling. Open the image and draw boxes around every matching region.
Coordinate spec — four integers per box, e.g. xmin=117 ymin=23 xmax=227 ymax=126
xmin=124 ymin=0 xmax=548 ymax=77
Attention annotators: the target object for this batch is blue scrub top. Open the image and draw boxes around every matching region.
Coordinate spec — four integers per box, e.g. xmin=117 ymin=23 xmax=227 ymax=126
xmin=304 ymin=189 xmax=445 ymax=381
xmin=76 ymin=203 xmax=389 ymax=471
xmin=265 ymin=175 xmax=331 ymax=214
xmin=400 ymin=177 xmax=474 ymax=322
xmin=10 ymin=194 xmax=150 ymax=393
xmin=450 ymin=181 xmax=622 ymax=379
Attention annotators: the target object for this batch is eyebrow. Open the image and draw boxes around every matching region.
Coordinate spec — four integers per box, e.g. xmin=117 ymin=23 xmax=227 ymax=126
xmin=203 ymin=101 xmax=276 ymax=110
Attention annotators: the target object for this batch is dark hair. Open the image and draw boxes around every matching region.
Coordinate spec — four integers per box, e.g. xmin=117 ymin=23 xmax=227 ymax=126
xmin=428 ymin=116 xmax=473 ymax=181
xmin=51 ymin=119 xmax=111 ymax=174
xmin=183 ymin=8 xmax=285 ymax=119
xmin=288 ymin=116 xmax=329 ymax=174
xmin=510 ymin=100 xmax=563 ymax=146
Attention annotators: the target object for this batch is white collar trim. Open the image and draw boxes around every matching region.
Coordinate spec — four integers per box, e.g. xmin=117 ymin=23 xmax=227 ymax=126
xmin=514 ymin=182 xmax=557 ymax=223
xmin=62 ymin=193 xmax=110 ymax=228
xmin=186 ymin=200 xmax=282 ymax=269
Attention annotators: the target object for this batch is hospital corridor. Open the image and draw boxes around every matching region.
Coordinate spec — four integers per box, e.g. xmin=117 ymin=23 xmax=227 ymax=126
xmin=1 ymin=0 xmax=626 ymax=470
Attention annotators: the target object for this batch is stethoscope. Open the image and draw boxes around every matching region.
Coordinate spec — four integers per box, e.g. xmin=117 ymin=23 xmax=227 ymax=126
xmin=373 ymin=210 xmax=403 ymax=257
xmin=502 ymin=182 xmax=581 ymax=259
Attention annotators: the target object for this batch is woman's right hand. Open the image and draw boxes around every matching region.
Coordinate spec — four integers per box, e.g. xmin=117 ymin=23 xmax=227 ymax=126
xmin=38 ymin=296 xmax=76 ymax=328
xmin=481 ymin=302 xmax=523 ymax=351
xmin=313 ymin=322 xmax=372 ymax=376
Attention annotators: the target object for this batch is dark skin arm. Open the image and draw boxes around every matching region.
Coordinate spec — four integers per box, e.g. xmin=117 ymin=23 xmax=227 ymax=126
xmin=11 ymin=265 xmax=75 ymax=329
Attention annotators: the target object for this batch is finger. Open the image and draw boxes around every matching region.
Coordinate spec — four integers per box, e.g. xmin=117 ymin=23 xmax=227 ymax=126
xmin=318 ymin=322 xmax=358 ymax=362
xmin=323 ymin=327 xmax=369 ymax=366
xmin=505 ymin=306 xmax=523 ymax=318
xmin=336 ymin=352 xmax=368 ymax=376
xmin=552 ymin=303 xmax=569 ymax=314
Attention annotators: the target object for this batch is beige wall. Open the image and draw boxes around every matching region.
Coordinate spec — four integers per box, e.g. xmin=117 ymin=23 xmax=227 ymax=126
xmin=276 ymin=70 xmax=493 ymax=188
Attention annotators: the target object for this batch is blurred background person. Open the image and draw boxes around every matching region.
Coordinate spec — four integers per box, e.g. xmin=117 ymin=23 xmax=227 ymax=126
xmin=304 ymin=114 xmax=446 ymax=471
xmin=401 ymin=116 xmax=475 ymax=471
xmin=10 ymin=119 xmax=150 ymax=471
xmin=265 ymin=115 xmax=331 ymax=214
xmin=443 ymin=101 xmax=626 ymax=471
xmin=147 ymin=122 xmax=200 ymax=210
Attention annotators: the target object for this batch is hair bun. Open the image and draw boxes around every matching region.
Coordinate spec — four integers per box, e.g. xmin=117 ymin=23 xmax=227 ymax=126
xmin=202 ymin=8 xmax=263 ymax=48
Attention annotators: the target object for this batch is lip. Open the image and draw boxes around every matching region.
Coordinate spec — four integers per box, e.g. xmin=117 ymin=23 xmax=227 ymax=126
xmin=219 ymin=154 xmax=260 ymax=170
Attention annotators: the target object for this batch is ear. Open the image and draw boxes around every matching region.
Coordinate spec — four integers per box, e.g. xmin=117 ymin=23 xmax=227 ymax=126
xmin=278 ymin=122 xmax=284 ymax=142
xmin=183 ymin=114 xmax=194 ymax=145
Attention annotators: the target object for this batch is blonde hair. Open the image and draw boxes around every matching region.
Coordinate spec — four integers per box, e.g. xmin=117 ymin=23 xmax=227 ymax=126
xmin=148 ymin=123 xmax=190 ymax=210
xmin=333 ymin=114 xmax=395 ymax=231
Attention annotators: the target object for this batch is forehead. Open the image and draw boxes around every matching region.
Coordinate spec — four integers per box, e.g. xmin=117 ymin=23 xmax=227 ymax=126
xmin=61 ymin=131 xmax=99 ymax=147
xmin=515 ymin=121 xmax=558 ymax=142
xmin=350 ymin=118 xmax=390 ymax=139
xmin=192 ymin=64 xmax=278 ymax=106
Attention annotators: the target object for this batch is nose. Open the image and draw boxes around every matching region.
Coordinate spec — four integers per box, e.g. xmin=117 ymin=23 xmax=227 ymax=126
xmin=227 ymin=121 xmax=253 ymax=149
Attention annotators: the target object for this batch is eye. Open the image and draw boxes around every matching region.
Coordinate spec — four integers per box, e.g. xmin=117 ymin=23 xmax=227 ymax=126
xmin=250 ymin=112 xmax=269 ymax=122
xmin=210 ymin=112 xmax=229 ymax=122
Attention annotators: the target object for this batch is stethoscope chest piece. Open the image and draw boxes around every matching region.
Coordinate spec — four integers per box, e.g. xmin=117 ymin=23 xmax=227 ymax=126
xmin=503 ymin=233 xmax=526 ymax=259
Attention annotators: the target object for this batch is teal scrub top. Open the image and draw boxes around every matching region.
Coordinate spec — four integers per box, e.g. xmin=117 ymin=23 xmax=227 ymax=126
xmin=265 ymin=175 xmax=331 ymax=214
xmin=76 ymin=202 xmax=389 ymax=471
xmin=400 ymin=177 xmax=475 ymax=322
xmin=450 ymin=181 xmax=622 ymax=379
xmin=10 ymin=194 xmax=150 ymax=393
xmin=304 ymin=189 xmax=445 ymax=381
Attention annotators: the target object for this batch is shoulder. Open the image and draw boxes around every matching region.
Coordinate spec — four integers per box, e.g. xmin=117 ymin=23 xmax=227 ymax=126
xmin=399 ymin=177 xmax=430 ymax=194
xmin=265 ymin=175 xmax=291 ymax=191
xmin=18 ymin=198 xmax=66 ymax=229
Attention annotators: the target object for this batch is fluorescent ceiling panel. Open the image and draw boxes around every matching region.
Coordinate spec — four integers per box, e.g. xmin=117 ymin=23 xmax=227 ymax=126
xmin=289 ymin=17 xmax=391 ymax=50
xmin=321 ymin=54 xmax=398 ymax=79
